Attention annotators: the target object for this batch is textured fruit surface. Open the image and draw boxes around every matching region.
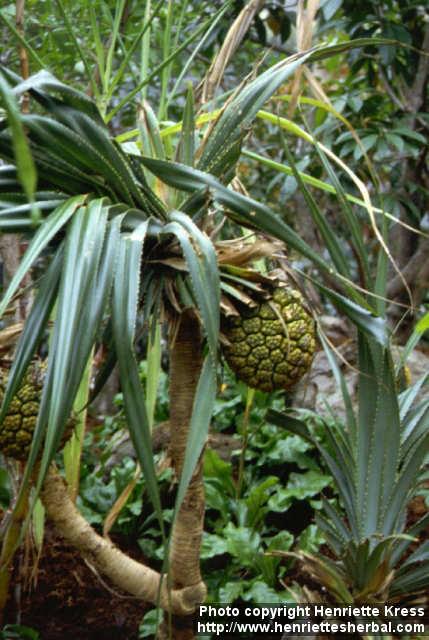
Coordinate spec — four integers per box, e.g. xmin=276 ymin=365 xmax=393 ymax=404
xmin=0 ymin=362 xmax=46 ymax=460
xmin=224 ymin=286 xmax=316 ymax=392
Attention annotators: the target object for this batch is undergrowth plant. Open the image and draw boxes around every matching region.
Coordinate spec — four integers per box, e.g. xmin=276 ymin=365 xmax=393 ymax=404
xmin=269 ymin=330 xmax=429 ymax=604
xmin=81 ymin=368 xmax=328 ymax=603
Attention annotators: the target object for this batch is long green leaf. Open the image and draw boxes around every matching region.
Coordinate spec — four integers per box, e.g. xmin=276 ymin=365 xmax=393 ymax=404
xmin=88 ymin=2 xmax=106 ymax=92
xmin=356 ymin=336 xmax=401 ymax=536
xmin=390 ymin=562 xmax=429 ymax=595
xmin=33 ymin=200 xmax=117 ymax=485
xmin=0 ymin=75 xmax=37 ymax=206
xmin=401 ymin=399 xmax=429 ymax=457
xmin=267 ymin=409 xmax=314 ymax=443
xmin=104 ymin=0 xmax=130 ymax=96
xmin=197 ymin=38 xmax=395 ymax=179
xmin=138 ymin=101 xmax=165 ymax=161
xmin=197 ymin=50 xmax=313 ymax=177
xmin=382 ymin=431 xmax=429 ymax=535
xmin=111 ymin=227 xmax=164 ymax=531
xmin=0 ymin=250 xmax=63 ymax=426
xmin=140 ymin=156 xmax=334 ymax=272
xmin=166 ymin=2 xmax=231 ymax=111
xmin=318 ymin=330 xmax=357 ymax=439
xmin=174 ymin=355 xmax=217 ymax=512
xmin=158 ymin=0 xmax=175 ymax=121
xmin=9 ymin=68 xmax=104 ymax=123
xmin=5 ymin=69 xmax=166 ymax=216
xmin=0 ymin=129 xmax=108 ymax=196
xmin=315 ymin=281 xmax=388 ymax=346
xmin=396 ymin=541 xmax=429 ymax=573
xmin=315 ymin=512 xmax=345 ymax=556
xmin=399 ymin=373 xmax=429 ymax=423
xmin=176 ymin=85 xmax=195 ymax=167
xmin=0 ymin=193 xmax=66 ymax=216
xmin=0 ymin=201 xmax=66 ymax=231
xmin=163 ymin=211 xmax=219 ymax=360
xmin=310 ymin=37 xmax=397 ymax=61
xmin=400 ymin=313 xmax=429 ymax=368
xmin=318 ymin=498 xmax=350 ymax=545
xmin=4 ymin=113 xmax=161 ymax=219
xmin=391 ymin=513 xmax=429 ymax=565
xmin=21 ymin=114 xmax=137 ymax=206
xmin=268 ymin=408 xmax=358 ymax=534
xmin=322 ymin=423 xmax=355 ymax=499
xmin=0 ymin=195 xmax=86 ymax=318
xmin=310 ymin=130 xmax=371 ymax=288
xmin=107 ymin=0 xmax=164 ymax=100
xmin=281 ymin=141 xmax=352 ymax=282
xmin=242 ymin=148 xmax=416 ymax=232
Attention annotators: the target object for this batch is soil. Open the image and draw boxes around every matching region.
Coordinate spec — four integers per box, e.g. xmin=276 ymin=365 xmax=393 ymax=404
xmin=5 ymin=526 xmax=150 ymax=640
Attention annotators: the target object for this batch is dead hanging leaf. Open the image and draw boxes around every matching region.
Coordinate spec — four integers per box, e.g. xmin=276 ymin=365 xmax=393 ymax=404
xmin=356 ymin=560 xmax=394 ymax=602
xmin=216 ymin=237 xmax=283 ymax=266
xmin=288 ymin=0 xmax=320 ymax=118
xmin=164 ymin=279 xmax=183 ymax=314
xmin=147 ymin=257 xmax=188 ymax=271
xmin=282 ymin=582 xmax=323 ymax=604
xmin=198 ymin=0 xmax=267 ymax=104
xmin=297 ymin=0 xmax=320 ymax=51
xmin=230 ymin=175 xmax=249 ymax=198
xmin=0 ymin=322 xmax=23 ymax=350
xmin=220 ymin=285 xmax=259 ymax=318
xmin=103 ymin=465 xmax=141 ymax=539
xmin=195 ymin=3 xmax=267 ymax=163
xmin=220 ymin=296 xmax=241 ymax=319
xmin=303 ymin=66 xmax=331 ymax=104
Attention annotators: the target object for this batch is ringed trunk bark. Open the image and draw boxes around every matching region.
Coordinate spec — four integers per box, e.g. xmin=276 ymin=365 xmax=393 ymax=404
xmin=162 ymin=310 xmax=206 ymax=639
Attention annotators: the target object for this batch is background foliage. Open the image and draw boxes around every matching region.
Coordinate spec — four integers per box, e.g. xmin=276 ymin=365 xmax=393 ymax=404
xmin=0 ymin=0 xmax=428 ymax=638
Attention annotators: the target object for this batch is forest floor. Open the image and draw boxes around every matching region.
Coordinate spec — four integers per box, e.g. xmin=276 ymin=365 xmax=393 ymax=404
xmin=4 ymin=495 xmax=428 ymax=640
xmin=5 ymin=527 xmax=148 ymax=640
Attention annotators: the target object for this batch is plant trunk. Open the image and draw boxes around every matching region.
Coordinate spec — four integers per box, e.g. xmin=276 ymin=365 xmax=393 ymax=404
xmin=41 ymin=466 xmax=205 ymax=615
xmin=40 ymin=309 xmax=207 ymax=638
xmin=159 ymin=310 xmax=205 ymax=639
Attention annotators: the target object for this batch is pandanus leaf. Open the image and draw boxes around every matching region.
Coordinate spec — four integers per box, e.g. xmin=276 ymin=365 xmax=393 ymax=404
xmin=112 ymin=226 xmax=164 ymax=532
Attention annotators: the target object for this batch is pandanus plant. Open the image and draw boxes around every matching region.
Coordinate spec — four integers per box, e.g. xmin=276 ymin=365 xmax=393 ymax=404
xmin=0 ymin=32 xmax=395 ymax=638
xmin=269 ymin=331 xmax=429 ymax=605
